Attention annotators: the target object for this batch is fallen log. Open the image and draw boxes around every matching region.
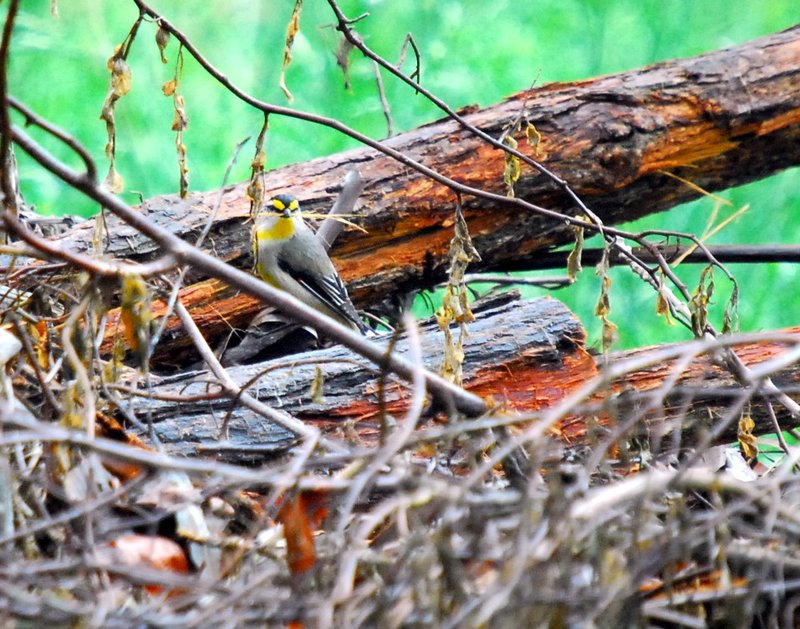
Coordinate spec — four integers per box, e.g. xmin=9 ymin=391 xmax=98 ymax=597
xmin=15 ymin=26 xmax=798 ymax=361
xmin=131 ymin=294 xmax=587 ymax=463
xmin=132 ymin=292 xmax=800 ymax=464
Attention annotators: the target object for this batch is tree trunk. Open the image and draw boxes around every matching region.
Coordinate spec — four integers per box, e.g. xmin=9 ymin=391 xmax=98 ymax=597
xmin=23 ymin=26 xmax=800 ymax=360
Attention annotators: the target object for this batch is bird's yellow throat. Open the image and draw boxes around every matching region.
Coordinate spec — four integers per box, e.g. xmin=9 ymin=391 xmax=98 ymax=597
xmin=256 ymin=216 xmax=295 ymax=242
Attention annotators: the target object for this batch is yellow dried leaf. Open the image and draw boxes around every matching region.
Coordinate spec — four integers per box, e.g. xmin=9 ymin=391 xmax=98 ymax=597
xmin=502 ymin=135 xmax=520 ymax=197
xmin=594 ymin=274 xmax=612 ymax=318
xmin=738 ymin=414 xmax=758 ymax=461
xmin=120 ymin=274 xmax=152 ymax=369
xmin=252 ymin=148 xmax=266 ymax=171
xmin=525 ymin=121 xmax=543 ymax=154
xmin=109 ymin=57 xmax=132 ymax=98
xmin=162 ymin=79 xmax=177 ymax=96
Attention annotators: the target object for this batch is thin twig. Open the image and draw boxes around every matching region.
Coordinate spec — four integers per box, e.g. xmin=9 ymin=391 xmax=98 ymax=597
xmin=0 ymin=0 xmax=21 ymax=209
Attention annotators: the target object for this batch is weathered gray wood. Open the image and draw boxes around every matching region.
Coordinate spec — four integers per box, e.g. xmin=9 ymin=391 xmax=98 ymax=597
xmin=135 ymin=295 xmax=585 ymax=463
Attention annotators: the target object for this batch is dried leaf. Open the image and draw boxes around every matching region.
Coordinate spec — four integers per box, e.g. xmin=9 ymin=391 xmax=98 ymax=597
xmin=601 ymin=316 xmax=619 ymax=350
xmin=31 ymin=320 xmax=50 ymax=370
xmin=594 ymin=251 xmax=618 ymax=351
xmin=502 ymin=135 xmax=520 ymax=197
xmin=247 ymin=116 xmax=269 ymax=220
xmin=279 ymin=0 xmax=304 ymax=102
xmin=165 ymin=51 xmax=190 ymax=198
xmin=335 ymin=36 xmax=354 ymax=90
xmin=103 ymin=164 xmax=124 ymax=194
xmin=171 ymin=94 xmax=188 ymax=131
xmin=722 ymin=282 xmax=739 ymax=334
xmin=120 ymin=273 xmax=152 ymax=369
xmin=99 ymin=45 xmax=132 ymax=195
xmin=108 ymin=56 xmax=132 ymax=98
xmin=566 ymin=224 xmax=584 ymax=282
xmin=525 ymin=121 xmax=543 ymax=156
xmin=594 ymin=273 xmax=611 ymax=319
xmin=737 ymin=413 xmax=758 ymax=461
xmin=689 ymin=265 xmax=714 ymax=337
xmin=277 ymin=490 xmax=329 ymax=575
xmin=436 ymin=201 xmax=480 ymax=385
xmin=155 ymin=25 xmax=170 ymax=64
xmin=655 ymin=270 xmax=673 ymax=325
xmin=162 ymin=78 xmax=177 ymax=97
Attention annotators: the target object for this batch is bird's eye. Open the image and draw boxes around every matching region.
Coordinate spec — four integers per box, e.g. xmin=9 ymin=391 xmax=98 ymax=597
xmin=289 ymin=199 xmax=299 ymax=211
xmin=272 ymin=198 xmax=286 ymax=211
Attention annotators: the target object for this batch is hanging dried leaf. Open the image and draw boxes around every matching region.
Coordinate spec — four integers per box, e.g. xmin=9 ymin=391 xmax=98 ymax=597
xmin=171 ymin=94 xmax=188 ymax=132
xmin=279 ymin=0 xmax=304 ymax=102
xmin=502 ymin=135 xmax=521 ymax=197
xmin=165 ymin=48 xmax=190 ymax=198
xmin=594 ymin=251 xmax=618 ymax=351
xmin=162 ymin=78 xmax=177 ymax=97
xmin=689 ymin=265 xmax=714 ymax=337
xmin=594 ymin=273 xmax=611 ymax=319
xmin=722 ymin=282 xmax=739 ymax=334
xmin=155 ymin=25 xmax=171 ymax=64
xmin=566 ymin=223 xmax=584 ymax=282
xmin=525 ymin=121 xmax=544 ymax=156
xmin=601 ymin=315 xmax=619 ymax=351
xmin=654 ymin=270 xmax=673 ymax=325
xmin=436 ymin=201 xmax=480 ymax=385
xmin=247 ymin=116 xmax=269 ymax=220
xmin=108 ymin=55 xmax=132 ymax=98
xmin=103 ymin=164 xmax=124 ymax=194
xmin=99 ymin=20 xmax=140 ymax=197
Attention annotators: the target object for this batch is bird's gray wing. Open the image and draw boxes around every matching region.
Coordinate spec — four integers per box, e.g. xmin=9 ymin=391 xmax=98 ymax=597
xmin=276 ymin=245 xmax=363 ymax=329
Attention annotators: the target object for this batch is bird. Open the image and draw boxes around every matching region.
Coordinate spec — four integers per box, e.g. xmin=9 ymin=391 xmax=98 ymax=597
xmin=253 ymin=193 xmax=368 ymax=334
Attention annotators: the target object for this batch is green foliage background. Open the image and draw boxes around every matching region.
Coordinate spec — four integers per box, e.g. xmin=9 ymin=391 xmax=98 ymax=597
xmin=9 ymin=0 xmax=800 ymax=348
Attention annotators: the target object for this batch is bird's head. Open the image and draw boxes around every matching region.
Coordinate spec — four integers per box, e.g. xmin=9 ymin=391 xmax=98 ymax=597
xmin=268 ymin=194 xmax=300 ymax=218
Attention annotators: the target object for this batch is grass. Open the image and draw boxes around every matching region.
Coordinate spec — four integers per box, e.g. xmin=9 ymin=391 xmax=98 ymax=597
xmin=9 ymin=0 xmax=800 ymax=348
